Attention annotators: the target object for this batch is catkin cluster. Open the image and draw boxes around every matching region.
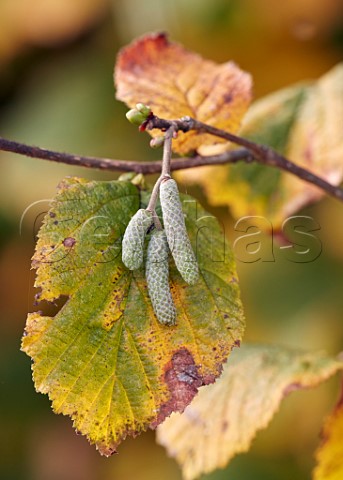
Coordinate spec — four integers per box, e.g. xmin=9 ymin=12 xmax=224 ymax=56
xmin=122 ymin=178 xmax=199 ymax=326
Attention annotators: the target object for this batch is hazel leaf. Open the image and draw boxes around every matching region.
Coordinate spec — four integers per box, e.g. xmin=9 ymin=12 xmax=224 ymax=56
xmin=115 ymin=32 xmax=252 ymax=155
xmin=21 ymin=177 xmax=245 ymax=455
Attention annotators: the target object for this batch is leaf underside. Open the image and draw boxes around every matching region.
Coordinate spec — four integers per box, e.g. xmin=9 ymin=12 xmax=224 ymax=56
xmin=22 ymin=177 xmax=245 ymax=454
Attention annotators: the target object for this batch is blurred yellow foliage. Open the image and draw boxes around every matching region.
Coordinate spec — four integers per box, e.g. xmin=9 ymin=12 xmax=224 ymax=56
xmin=314 ymin=382 xmax=343 ymax=480
xmin=0 ymin=0 xmax=109 ymax=63
xmin=179 ymin=63 xmax=343 ymax=228
xmin=158 ymin=345 xmax=343 ymax=480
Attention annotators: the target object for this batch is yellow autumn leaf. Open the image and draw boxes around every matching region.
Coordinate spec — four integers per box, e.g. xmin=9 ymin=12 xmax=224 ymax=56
xmin=115 ymin=32 xmax=252 ymax=155
xmin=157 ymin=344 xmax=343 ymax=480
xmin=0 ymin=0 xmax=108 ymax=61
xmin=313 ymin=380 xmax=343 ymax=480
xmin=283 ymin=64 xmax=343 ymax=218
xmin=179 ymin=63 xmax=343 ymax=227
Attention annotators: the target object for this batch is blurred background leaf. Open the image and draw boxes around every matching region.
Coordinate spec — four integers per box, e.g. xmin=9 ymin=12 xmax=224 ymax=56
xmin=1 ymin=0 xmax=343 ymax=479
xmin=314 ymin=378 xmax=343 ymax=480
xmin=179 ymin=63 xmax=343 ymax=227
xmin=157 ymin=345 xmax=343 ymax=480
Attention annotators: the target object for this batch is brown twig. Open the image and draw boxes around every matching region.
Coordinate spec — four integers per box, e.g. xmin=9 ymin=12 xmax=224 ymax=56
xmin=146 ymin=115 xmax=343 ymax=201
xmin=1 ymin=111 xmax=343 ymax=202
xmin=0 ymin=136 xmax=251 ymax=173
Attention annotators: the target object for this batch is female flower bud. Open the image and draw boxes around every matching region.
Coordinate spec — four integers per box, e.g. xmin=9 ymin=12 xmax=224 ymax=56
xmin=135 ymin=103 xmax=151 ymax=116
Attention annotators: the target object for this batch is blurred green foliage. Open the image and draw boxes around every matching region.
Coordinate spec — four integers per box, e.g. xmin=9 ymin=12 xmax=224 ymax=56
xmin=0 ymin=1 xmax=343 ymax=479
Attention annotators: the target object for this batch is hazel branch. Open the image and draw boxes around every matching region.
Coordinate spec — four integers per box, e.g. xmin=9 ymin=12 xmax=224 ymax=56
xmin=145 ymin=115 xmax=343 ymax=202
xmin=0 ymin=135 xmax=251 ymax=173
xmin=1 ymin=110 xmax=343 ymax=203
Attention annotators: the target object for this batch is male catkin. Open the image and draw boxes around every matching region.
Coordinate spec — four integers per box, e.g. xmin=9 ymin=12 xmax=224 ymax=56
xmin=160 ymin=179 xmax=199 ymax=285
xmin=146 ymin=230 xmax=176 ymax=326
xmin=122 ymin=209 xmax=153 ymax=270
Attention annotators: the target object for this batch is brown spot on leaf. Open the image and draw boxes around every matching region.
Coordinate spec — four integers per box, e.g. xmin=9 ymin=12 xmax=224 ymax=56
xmin=224 ymin=93 xmax=233 ymax=103
xmin=222 ymin=420 xmax=229 ymax=432
xmin=34 ymin=292 xmax=42 ymax=306
xmin=153 ymin=348 xmax=203 ymax=426
xmin=63 ymin=237 xmax=76 ymax=248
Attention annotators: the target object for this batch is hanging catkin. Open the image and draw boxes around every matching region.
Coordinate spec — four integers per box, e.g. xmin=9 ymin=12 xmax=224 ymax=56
xmin=122 ymin=209 xmax=153 ymax=270
xmin=160 ymin=179 xmax=199 ymax=285
xmin=146 ymin=229 xmax=176 ymax=325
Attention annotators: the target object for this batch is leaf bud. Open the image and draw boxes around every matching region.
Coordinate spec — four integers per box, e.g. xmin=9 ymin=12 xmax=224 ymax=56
xmin=135 ymin=103 xmax=151 ymax=116
xmin=150 ymin=136 xmax=165 ymax=149
xmin=126 ymin=108 xmax=147 ymax=126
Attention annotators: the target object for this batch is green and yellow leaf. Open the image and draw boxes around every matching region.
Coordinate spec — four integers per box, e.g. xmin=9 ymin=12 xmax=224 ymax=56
xmin=157 ymin=344 xmax=343 ymax=480
xmin=21 ymin=177 xmax=244 ymax=455
xmin=115 ymin=32 xmax=252 ymax=155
